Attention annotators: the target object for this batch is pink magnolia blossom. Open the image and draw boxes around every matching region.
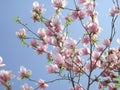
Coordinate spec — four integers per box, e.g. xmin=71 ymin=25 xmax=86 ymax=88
xmin=78 ymin=10 xmax=86 ymax=19
xmin=0 ymin=56 xmax=5 ymax=67
xmin=63 ymin=49 xmax=75 ymax=58
xmin=37 ymin=28 xmax=46 ymax=38
xmin=75 ymin=84 xmax=84 ymax=90
xmin=71 ymin=9 xmax=86 ymax=20
xmin=86 ymin=61 xmax=92 ymax=70
xmin=108 ymin=84 xmax=117 ymax=90
xmin=36 ymin=42 xmax=48 ymax=54
xmin=74 ymin=56 xmax=83 ymax=63
xmin=69 ymin=84 xmax=84 ymax=90
xmin=46 ymin=16 xmax=64 ymax=32
xmin=30 ymin=39 xmax=38 ymax=48
xmin=64 ymin=38 xmax=77 ymax=49
xmin=31 ymin=12 xmax=41 ymax=22
xmin=18 ymin=66 xmax=32 ymax=79
xmin=92 ymin=51 xmax=100 ymax=60
xmin=98 ymin=83 xmax=104 ymax=90
xmin=73 ymin=66 xmax=80 ymax=74
xmin=16 ymin=28 xmax=27 ymax=39
xmin=87 ymin=23 xmax=101 ymax=34
xmin=110 ymin=5 xmax=119 ymax=17
xmin=64 ymin=59 xmax=73 ymax=70
xmin=38 ymin=79 xmax=48 ymax=90
xmin=78 ymin=0 xmax=86 ymax=4
xmin=51 ymin=0 xmax=67 ymax=9
xmin=84 ymin=1 xmax=94 ymax=10
xmin=107 ymin=54 xmax=118 ymax=62
xmin=51 ymin=16 xmax=63 ymax=32
xmin=33 ymin=1 xmax=46 ymax=14
xmin=46 ymin=29 xmax=53 ymax=36
xmin=73 ymin=65 xmax=84 ymax=74
xmin=103 ymin=39 xmax=110 ymax=47
xmin=0 ymin=70 xmax=13 ymax=86
xmin=86 ymin=60 xmax=101 ymax=70
xmin=116 ymin=47 xmax=120 ymax=58
xmin=46 ymin=64 xmax=58 ymax=73
xmin=52 ymin=47 xmax=61 ymax=54
xmin=21 ymin=84 xmax=33 ymax=90
xmin=86 ymin=9 xmax=93 ymax=16
xmin=81 ymin=36 xmax=90 ymax=45
xmin=80 ymin=47 xmax=90 ymax=55
xmin=52 ymin=52 xmax=65 ymax=65
xmin=96 ymin=45 xmax=104 ymax=52
xmin=45 ymin=20 xmax=53 ymax=30
xmin=71 ymin=11 xmax=78 ymax=20
xmin=100 ymin=79 xmax=110 ymax=87
xmin=45 ymin=36 xmax=54 ymax=44
xmin=58 ymin=33 xmax=67 ymax=43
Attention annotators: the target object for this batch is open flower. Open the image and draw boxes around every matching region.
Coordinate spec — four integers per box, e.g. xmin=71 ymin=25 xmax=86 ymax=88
xmin=0 ymin=70 xmax=13 ymax=87
xmin=52 ymin=53 xmax=64 ymax=65
xmin=103 ymin=39 xmax=110 ymax=47
xmin=71 ymin=9 xmax=86 ymax=20
xmin=46 ymin=64 xmax=58 ymax=73
xmin=30 ymin=39 xmax=38 ymax=48
xmin=18 ymin=66 xmax=32 ymax=79
xmin=69 ymin=84 xmax=84 ymax=90
xmin=81 ymin=35 xmax=90 ymax=45
xmin=80 ymin=47 xmax=90 ymax=55
xmin=38 ymin=79 xmax=48 ymax=90
xmin=33 ymin=1 xmax=46 ymax=14
xmin=110 ymin=5 xmax=119 ymax=17
xmin=36 ymin=42 xmax=48 ymax=54
xmin=21 ymin=84 xmax=33 ymax=90
xmin=51 ymin=0 xmax=67 ymax=9
xmin=78 ymin=0 xmax=86 ymax=4
xmin=16 ymin=28 xmax=27 ymax=39
xmin=64 ymin=38 xmax=77 ymax=49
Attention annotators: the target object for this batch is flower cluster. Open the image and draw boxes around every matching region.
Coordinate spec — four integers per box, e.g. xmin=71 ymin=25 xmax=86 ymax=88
xmin=0 ymin=56 xmax=13 ymax=90
xmin=13 ymin=0 xmax=120 ymax=90
xmin=32 ymin=1 xmax=46 ymax=22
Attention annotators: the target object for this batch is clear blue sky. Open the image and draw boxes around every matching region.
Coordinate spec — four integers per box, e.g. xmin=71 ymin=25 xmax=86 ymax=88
xmin=0 ymin=0 xmax=120 ymax=90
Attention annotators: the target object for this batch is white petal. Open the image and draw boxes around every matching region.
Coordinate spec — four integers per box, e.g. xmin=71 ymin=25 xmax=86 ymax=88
xmin=0 ymin=56 xmax=3 ymax=63
xmin=33 ymin=1 xmax=39 ymax=7
xmin=51 ymin=0 xmax=54 ymax=3
xmin=117 ymin=38 xmax=120 ymax=44
xmin=0 ymin=64 xmax=6 ymax=67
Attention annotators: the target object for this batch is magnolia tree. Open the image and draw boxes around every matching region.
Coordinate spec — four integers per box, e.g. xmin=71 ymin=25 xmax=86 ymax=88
xmin=1 ymin=0 xmax=120 ymax=90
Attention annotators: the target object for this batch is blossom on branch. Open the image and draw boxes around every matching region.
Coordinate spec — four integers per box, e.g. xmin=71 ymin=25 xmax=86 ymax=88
xmin=46 ymin=64 xmax=58 ymax=73
xmin=16 ymin=28 xmax=27 ymax=39
xmin=71 ymin=8 xmax=86 ymax=20
xmin=51 ymin=0 xmax=67 ymax=9
xmin=38 ymin=79 xmax=48 ymax=90
xmin=18 ymin=66 xmax=32 ymax=79
xmin=0 ymin=70 xmax=13 ymax=88
xmin=110 ymin=5 xmax=119 ymax=17
xmin=33 ymin=1 xmax=46 ymax=14
xmin=69 ymin=84 xmax=84 ymax=90
xmin=21 ymin=84 xmax=33 ymax=90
